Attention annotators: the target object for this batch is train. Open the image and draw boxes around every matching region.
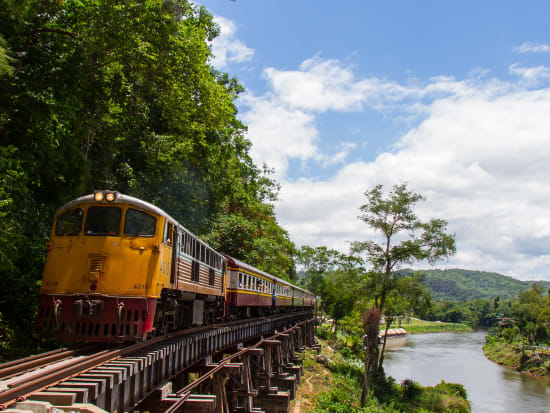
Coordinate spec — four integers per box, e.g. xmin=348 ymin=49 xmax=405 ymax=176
xmin=35 ymin=190 xmax=315 ymax=342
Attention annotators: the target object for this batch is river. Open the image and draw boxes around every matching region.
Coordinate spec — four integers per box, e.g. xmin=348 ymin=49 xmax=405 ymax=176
xmin=382 ymin=330 xmax=550 ymax=413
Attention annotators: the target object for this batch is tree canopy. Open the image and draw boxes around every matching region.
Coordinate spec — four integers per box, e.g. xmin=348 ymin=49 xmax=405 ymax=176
xmin=0 ymin=0 xmax=295 ymax=358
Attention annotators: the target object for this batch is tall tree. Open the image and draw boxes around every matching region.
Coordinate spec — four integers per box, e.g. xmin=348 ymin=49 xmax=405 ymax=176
xmin=351 ymin=183 xmax=456 ymax=405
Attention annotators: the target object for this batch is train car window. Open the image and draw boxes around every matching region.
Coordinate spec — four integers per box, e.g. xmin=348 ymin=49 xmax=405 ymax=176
xmin=209 ymin=268 xmax=215 ymax=286
xmin=84 ymin=207 xmax=121 ymax=236
xmin=238 ymin=272 xmax=243 ymax=288
xmin=55 ymin=208 xmax=83 ymax=236
xmin=124 ymin=209 xmax=156 ymax=237
xmin=163 ymin=222 xmax=174 ymax=245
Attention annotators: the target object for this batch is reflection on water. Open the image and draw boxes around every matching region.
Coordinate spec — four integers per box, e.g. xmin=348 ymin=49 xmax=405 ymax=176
xmin=383 ymin=330 xmax=550 ymax=413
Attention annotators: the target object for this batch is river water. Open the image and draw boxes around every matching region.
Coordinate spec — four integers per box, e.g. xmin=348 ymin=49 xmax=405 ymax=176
xmin=382 ymin=330 xmax=550 ymax=413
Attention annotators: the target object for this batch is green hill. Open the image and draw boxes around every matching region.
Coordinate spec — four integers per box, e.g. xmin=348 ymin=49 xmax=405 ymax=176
xmin=409 ymin=268 xmax=550 ymax=301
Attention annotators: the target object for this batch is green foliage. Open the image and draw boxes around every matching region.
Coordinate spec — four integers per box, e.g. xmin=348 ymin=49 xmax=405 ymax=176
xmin=0 ymin=34 xmax=14 ymax=77
xmin=418 ymin=295 xmax=514 ymax=328
xmin=412 ymin=268 xmax=550 ymax=302
xmin=0 ymin=0 xmax=296 ymax=357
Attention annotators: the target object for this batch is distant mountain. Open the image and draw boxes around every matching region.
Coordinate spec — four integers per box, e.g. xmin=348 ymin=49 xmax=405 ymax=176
xmin=409 ymin=268 xmax=550 ymax=301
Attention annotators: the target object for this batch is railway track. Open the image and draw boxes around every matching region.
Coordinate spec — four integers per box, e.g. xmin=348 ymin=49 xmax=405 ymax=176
xmin=0 ymin=311 xmax=314 ymax=411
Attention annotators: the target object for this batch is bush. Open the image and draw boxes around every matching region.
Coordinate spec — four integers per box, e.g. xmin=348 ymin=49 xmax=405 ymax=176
xmin=316 ymin=324 xmax=332 ymax=340
xmin=400 ymin=378 xmax=422 ymax=401
xmin=434 ymin=380 xmax=468 ymax=399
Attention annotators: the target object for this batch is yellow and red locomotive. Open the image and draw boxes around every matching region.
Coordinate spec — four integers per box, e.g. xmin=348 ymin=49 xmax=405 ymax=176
xmin=36 ymin=191 xmax=315 ymax=342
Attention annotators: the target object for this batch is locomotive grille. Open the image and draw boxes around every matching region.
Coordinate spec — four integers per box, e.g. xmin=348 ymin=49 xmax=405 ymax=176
xmin=89 ymin=256 xmax=106 ymax=272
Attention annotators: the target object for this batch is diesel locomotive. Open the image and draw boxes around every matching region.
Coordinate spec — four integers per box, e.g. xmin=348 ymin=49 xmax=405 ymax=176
xmin=35 ymin=191 xmax=315 ymax=342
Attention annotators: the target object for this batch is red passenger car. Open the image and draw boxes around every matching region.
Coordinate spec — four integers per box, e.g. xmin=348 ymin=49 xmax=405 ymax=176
xmin=225 ymin=257 xmax=295 ymax=318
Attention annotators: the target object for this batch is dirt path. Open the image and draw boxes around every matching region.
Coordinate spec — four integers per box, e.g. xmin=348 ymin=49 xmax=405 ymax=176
xmin=290 ymin=350 xmax=333 ymax=412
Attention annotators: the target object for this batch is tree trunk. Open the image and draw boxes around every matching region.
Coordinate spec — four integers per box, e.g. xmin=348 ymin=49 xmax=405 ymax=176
xmin=378 ymin=317 xmax=393 ymax=371
xmin=361 ymin=308 xmax=381 ymax=407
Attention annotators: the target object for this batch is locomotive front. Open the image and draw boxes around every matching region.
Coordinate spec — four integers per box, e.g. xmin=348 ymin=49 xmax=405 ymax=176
xmin=36 ymin=191 xmax=173 ymax=342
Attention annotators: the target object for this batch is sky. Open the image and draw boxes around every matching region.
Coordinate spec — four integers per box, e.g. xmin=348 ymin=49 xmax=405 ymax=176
xmin=199 ymin=0 xmax=550 ymax=281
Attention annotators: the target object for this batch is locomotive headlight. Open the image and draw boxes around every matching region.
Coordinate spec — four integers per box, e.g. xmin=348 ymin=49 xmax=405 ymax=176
xmin=105 ymin=192 xmax=116 ymax=202
xmin=94 ymin=192 xmax=104 ymax=202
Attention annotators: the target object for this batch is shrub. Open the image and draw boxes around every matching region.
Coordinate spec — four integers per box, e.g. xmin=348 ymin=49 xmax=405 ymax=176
xmin=400 ymin=378 xmax=422 ymax=401
xmin=316 ymin=324 xmax=332 ymax=340
xmin=434 ymin=380 xmax=468 ymax=399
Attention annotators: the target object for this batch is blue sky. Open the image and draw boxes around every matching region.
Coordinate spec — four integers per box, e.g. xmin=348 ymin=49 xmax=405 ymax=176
xmin=199 ymin=0 xmax=550 ymax=281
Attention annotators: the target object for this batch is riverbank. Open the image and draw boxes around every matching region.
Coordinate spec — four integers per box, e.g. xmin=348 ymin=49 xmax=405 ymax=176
xmin=292 ymin=338 xmax=471 ymax=412
xmin=483 ymin=337 xmax=550 ymax=381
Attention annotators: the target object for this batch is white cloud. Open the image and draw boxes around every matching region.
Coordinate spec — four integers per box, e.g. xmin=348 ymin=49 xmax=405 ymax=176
xmin=240 ymin=93 xmax=319 ymax=174
xmin=514 ymin=42 xmax=550 ymax=54
xmin=237 ymin=53 xmax=550 ymax=279
xmin=209 ymin=16 xmax=254 ymax=69
xmin=270 ymin=70 xmax=550 ymax=280
xmin=509 ymin=63 xmax=550 ymax=84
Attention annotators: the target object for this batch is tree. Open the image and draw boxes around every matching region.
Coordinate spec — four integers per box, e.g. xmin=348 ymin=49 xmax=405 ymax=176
xmin=351 ymin=183 xmax=456 ymax=405
xmin=296 ymin=246 xmax=353 ymax=295
xmin=0 ymin=0 xmax=297 ymax=357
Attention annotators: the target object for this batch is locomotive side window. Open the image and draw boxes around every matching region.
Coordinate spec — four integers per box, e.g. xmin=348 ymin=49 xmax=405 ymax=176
xmin=191 ymin=260 xmax=200 ymax=282
xmin=124 ymin=209 xmax=156 ymax=237
xmin=209 ymin=268 xmax=215 ymax=286
xmin=84 ymin=207 xmax=121 ymax=236
xmin=55 ymin=208 xmax=83 ymax=236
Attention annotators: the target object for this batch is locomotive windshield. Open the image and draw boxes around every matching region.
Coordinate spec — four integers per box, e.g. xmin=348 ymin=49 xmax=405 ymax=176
xmin=124 ymin=208 xmax=156 ymax=237
xmin=84 ymin=206 xmax=121 ymax=236
xmin=55 ymin=208 xmax=83 ymax=236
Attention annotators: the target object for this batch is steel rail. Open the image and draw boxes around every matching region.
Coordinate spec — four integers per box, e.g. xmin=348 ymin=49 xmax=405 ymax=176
xmin=0 ymin=344 xmax=103 ymax=380
xmin=0 ymin=334 xmax=171 ymax=408
xmin=0 ymin=311 xmax=313 ymax=410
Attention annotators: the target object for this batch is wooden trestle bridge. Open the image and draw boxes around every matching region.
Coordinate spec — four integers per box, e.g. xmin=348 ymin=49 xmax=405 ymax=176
xmin=0 ymin=311 xmax=318 ymax=413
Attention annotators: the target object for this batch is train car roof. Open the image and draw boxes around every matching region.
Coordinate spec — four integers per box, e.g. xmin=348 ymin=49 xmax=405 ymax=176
xmin=56 ymin=192 xmax=224 ymax=258
xmin=225 ymin=256 xmax=294 ymax=287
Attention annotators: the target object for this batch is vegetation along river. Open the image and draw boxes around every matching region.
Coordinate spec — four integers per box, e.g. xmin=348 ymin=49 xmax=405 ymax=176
xmin=382 ymin=330 xmax=549 ymax=413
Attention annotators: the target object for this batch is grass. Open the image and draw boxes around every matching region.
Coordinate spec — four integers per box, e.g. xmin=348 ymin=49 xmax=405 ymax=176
xmin=384 ymin=318 xmax=472 ymax=334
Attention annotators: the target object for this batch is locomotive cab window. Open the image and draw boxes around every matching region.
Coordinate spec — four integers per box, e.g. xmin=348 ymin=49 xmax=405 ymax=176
xmin=55 ymin=208 xmax=83 ymax=236
xmin=164 ymin=222 xmax=173 ymax=245
xmin=124 ymin=209 xmax=156 ymax=237
xmin=84 ymin=207 xmax=121 ymax=236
